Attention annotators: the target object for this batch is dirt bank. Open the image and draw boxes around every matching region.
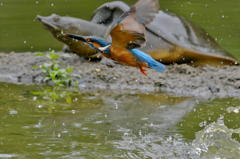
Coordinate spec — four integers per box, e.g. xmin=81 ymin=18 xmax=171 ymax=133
xmin=0 ymin=52 xmax=239 ymax=99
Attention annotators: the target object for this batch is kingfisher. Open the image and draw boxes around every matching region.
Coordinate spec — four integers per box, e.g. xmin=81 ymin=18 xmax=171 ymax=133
xmin=65 ymin=0 xmax=165 ymax=75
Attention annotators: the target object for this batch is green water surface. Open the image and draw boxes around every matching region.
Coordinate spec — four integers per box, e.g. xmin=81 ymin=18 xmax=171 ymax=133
xmin=0 ymin=0 xmax=240 ymax=59
xmin=0 ymin=82 xmax=239 ymax=158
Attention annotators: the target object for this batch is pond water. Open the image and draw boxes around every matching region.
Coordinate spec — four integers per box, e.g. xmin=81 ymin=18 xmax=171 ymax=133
xmin=0 ymin=82 xmax=239 ymax=158
xmin=0 ymin=0 xmax=240 ymax=59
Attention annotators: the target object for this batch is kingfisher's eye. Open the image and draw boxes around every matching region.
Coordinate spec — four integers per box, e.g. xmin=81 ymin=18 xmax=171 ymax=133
xmin=86 ymin=39 xmax=91 ymax=42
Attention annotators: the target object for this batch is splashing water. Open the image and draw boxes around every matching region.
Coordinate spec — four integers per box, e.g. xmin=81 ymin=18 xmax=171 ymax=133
xmin=191 ymin=117 xmax=240 ymax=159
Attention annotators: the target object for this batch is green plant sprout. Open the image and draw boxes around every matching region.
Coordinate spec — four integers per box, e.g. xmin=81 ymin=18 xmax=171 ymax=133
xmin=32 ymin=50 xmax=79 ymax=111
xmin=34 ymin=50 xmax=76 ymax=86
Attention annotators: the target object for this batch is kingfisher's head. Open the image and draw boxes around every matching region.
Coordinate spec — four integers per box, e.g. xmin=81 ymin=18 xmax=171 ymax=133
xmin=64 ymin=34 xmax=111 ymax=55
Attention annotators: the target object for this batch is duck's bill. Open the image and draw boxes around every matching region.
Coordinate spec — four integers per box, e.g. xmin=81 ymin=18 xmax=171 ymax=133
xmin=36 ymin=15 xmax=60 ymax=31
xmin=63 ymin=33 xmax=87 ymax=42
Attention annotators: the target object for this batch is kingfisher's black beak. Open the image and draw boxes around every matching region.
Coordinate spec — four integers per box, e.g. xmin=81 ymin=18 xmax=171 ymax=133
xmin=64 ymin=33 xmax=87 ymax=42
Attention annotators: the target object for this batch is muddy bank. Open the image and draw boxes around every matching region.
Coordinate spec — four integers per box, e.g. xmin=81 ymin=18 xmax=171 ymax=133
xmin=0 ymin=52 xmax=239 ymax=99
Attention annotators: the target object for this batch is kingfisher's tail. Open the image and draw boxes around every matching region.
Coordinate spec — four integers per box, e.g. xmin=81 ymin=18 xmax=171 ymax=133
xmin=130 ymin=49 xmax=165 ymax=72
xmin=148 ymin=60 xmax=166 ymax=72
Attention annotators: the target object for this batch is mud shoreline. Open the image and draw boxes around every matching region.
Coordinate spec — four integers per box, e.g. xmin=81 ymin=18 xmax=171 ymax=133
xmin=0 ymin=52 xmax=239 ymax=99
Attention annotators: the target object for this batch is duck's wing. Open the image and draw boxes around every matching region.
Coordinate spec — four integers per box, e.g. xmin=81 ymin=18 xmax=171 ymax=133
xmin=109 ymin=0 xmax=159 ymax=49
xmin=133 ymin=0 xmax=159 ymax=25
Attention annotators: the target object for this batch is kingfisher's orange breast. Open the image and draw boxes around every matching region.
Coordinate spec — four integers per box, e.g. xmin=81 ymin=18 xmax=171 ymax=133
xmin=107 ymin=46 xmax=147 ymax=68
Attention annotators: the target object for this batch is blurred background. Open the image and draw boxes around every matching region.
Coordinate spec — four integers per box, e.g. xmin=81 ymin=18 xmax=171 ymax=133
xmin=0 ymin=0 xmax=239 ymax=59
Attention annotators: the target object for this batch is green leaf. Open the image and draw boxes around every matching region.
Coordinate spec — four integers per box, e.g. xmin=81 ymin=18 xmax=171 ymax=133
xmin=66 ymin=96 xmax=72 ymax=104
xmin=32 ymin=65 xmax=39 ymax=69
xmin=50 ymin=92 xmax=59 ymax=100
xmin=44 ymin=77 xmax=50 ymax=81
xmin=66 ymin=67 xmax=73 ymax=73
xmin=36 ymin=53 xmax=45 ymax=56
xmin=32 ymin=91 xmax=45 ymax=96
xmin=49 ymin=51 xmax=60 ymax=60
xmin=53 ymin=64 xmax=60 ymax=71
xmin=33 ymin=50 xmax=81 ymax=105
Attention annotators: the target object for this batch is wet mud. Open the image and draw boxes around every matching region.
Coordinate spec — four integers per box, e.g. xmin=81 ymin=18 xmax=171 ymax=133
xmin=0 ymin=52 xmax=239 ymax=99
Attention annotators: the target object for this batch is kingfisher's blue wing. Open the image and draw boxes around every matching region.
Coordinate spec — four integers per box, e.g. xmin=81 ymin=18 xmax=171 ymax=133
xmin=109 ymin=0 xmax=159 ymax=49
xmin=130 ymin=49 xmax=165 ymax=72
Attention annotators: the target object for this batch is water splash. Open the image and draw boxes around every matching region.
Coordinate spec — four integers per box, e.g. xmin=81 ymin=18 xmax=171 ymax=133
xmin=191 ymin=118 xmax=240 ymax=158
xmin=114 ymin=133 xmax=195 ymax=159
xmin=227 ymin=106 xmax=240 ymax=114
xmin=114 ymin=117 xmax=240 ymax=159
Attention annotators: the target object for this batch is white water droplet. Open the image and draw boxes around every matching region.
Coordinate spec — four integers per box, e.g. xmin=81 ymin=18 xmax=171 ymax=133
xmin=9 ymin=110 xmax=18 ymax=115
xmin=23 ymin=40 xmax=27 ymax=44
xmin=73 ymin=123 xmax=82 ymax=128
xmin=50 ymin=3 xmax=54 ymax=7
xmin=114 ymin=103 xmax=119 ymax=110
xmin=90 ymin=133 xmax=96 ymax=136
xmin=124 ymin=132 xmax=129 ymax=136
xmin=35 ymin=1 xmax=39 ymax=4
xmin=95 ymin=120 xmax=103 ymax=124
xmin=37 ymin=104 xmax=43 ymax=108
xmin=82 ymin=127 xmax=88 ymax=130
xmin=141 ymin=117 xmax=149 ymax=121
xmin=0 ymin=154 xmax=17 ymax=158
xmin=71 ymin=110 xmax=76 ymax=114
xmin=221 ymin=15 xmax=225 ymax=18
xmin=139 ymin=130 xmax=142 ymax=136
xmin=34 ymin=122 xmax=42 ymax=128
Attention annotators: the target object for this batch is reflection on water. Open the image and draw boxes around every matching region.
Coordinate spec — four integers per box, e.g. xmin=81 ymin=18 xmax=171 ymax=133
xmin=0 ymin=0 xmax=240 ymax=59
xmin=0 ymin=83 xmax=239 ymax=158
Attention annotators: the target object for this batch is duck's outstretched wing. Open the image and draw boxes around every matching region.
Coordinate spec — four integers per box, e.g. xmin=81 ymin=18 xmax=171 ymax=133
xmin=110 ymin=0 xmax=159 ymax=49
xmin=133 ymin=0 xmax=159 ymax=25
